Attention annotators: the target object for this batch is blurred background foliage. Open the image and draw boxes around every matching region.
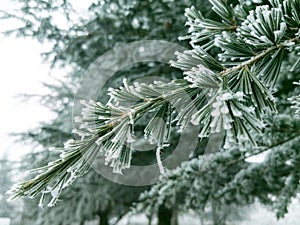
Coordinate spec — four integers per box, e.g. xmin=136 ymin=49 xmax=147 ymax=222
xmin=0 ymin=0 xmax=300 ymax=225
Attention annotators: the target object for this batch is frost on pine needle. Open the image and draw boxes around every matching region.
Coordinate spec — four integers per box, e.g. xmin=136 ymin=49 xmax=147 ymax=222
xmin=9 ymin=0 xmax=300 ymax=210
xmin=288 ymin=81 xmax=300 ymax=115
xmin=238 ymin=6 xmax=287 ymax=47
xmin=184 ymin=64 xmax=220 ymax=88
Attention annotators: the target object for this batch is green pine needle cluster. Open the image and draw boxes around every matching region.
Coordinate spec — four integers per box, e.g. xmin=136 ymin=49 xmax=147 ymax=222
xmin=9 ymin=0 xmax=300 ymax=214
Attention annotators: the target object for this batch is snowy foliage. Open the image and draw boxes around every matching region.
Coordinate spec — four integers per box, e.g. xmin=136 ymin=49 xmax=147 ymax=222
xmin=6 ymin=0 xmax=300 ymax=222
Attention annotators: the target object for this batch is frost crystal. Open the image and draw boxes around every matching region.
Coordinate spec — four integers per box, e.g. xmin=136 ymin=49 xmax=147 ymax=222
xmin=210 ymin=91 xmax=234 ymax=134
xmin=184 ymin=64 xmax=219 ymax=88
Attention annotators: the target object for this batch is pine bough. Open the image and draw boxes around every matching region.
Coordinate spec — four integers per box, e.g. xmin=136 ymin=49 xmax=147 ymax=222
xmin=9 ymin=0 xmax=300 ymax=210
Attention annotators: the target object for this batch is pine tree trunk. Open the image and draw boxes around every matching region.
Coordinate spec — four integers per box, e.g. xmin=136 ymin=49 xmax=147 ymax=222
xmin=211 ymin=202 xmax=225 ymax=225
xmin=98 ymin=210 xmax=109 ymax=225
xmin=212 ymin=204 xmax=218 ymax=225
xmin=199 ymin=214 xmax=205 ymax=225
xmin=147 ymin=214 xmax=152 ymax=225
xmin=171 ymin=207 xmax=178 ymax=225
xmin=158 ymin=205 xmax=172 ymax=225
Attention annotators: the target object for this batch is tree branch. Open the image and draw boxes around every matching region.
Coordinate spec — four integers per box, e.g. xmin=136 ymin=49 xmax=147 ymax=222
xmin=219 ymin=36 xmax=300 ymax=76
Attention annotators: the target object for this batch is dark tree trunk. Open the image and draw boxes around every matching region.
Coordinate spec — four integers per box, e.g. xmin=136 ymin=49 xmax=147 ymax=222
xmin=199 ymin=213 xmax=205 ymax=225
xmin=211 ymin=202 xmax=225 ymax=225
xmin=158 ymin=205 xmax=178 ymax=225
xmin=171 ymin=207 xmax=178 ymax=225
xmin=98 ymin=210 xmax=109 ymax=225
xmin=147 ymin=214 xmax=152 ymax=225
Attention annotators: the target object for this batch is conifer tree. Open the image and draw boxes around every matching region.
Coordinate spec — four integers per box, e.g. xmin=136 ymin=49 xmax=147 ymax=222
xmin=4 ymin=0 xmax=300 ymax=223
xmin=2 ymin=0 xmax=211 ymax=224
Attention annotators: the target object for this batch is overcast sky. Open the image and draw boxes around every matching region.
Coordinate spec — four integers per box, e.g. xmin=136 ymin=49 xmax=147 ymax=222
xmin=0 ymin=0 xmax=93 ymax=160
xmin=0 ymin=1 xmax=53 ymax=161
xmin=0 ymin=36 xmax=56 ymax=159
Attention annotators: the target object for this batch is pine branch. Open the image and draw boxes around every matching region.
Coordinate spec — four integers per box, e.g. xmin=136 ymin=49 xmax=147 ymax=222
xmin=9 ymin=79 xmax=197 ymax=204
xmin=134 ymin=133 xmax=300 ymax=213
xmin=9 ymin=0 xmax=300 ymax=208
xmin=219 ymin=36 xmax=300 ymax=76
xmin=238 ymin=133 xmax=300 ymax=163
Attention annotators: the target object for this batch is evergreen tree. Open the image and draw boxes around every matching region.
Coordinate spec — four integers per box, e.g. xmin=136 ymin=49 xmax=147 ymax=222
xmin=4 ymin=0 xmax=300 ymax=224
xmin=2 ymin=0 xmax=212 ymax=224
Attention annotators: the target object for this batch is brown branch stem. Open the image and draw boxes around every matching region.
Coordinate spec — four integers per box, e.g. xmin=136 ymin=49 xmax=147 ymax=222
xmin=218 ymin=36 xmax=300 ymax=76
